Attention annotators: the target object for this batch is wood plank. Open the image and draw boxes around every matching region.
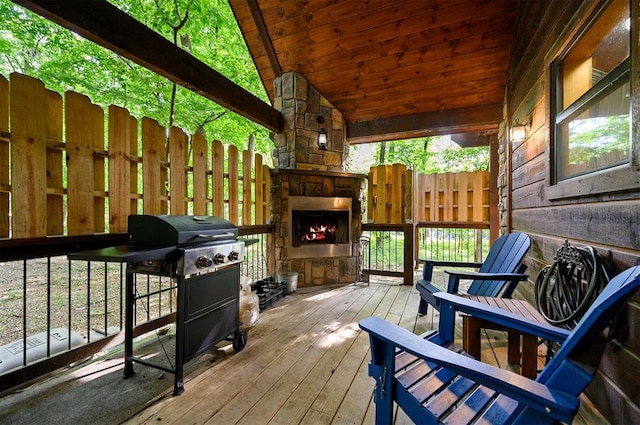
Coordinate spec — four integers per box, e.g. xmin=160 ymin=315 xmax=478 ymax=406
xmin=66 ymin=91 xmax=98 ymax=235
xmin=90 ymin=100 xmax=105 ymax=233
xmin=0 ymin=75 xmax=8 ymax=237
xmin=45 ymin=88 xmax=64 ymax=235
xmin=458 ymin=172 xmax=469 ymax=221
xmin=404 ymin=169 xmax=414 ymax=224
xmin=374 ymin=165 xmax=386 ymax=223
xmin=367 ymin=169 xmax=374 ymax=222
xmin=191 ymin=132 xmax=208 ymax=216
xmin=108 ymin=105 xmax=132 ymax=233
xmin=141 ymin=118 xmax=166 ymax=214
xmin=242 ymin=149 xmax=252 ymax=225
xmin=443 ymin=173 xmax=454 ymax=221
xmin=262 ymin=163 xmax=270 ymax=226
xmin=212 ymin=140 xmax=224 ymax=218
xmin=168 ymin=126 xmax=188 ymax=215
xmin=228 ymin=145 xmax=239 ymax=225
xmin=472 ymin=170 xmax=485 ymax=222
xmin=391 ymin=164 xmax=404 ymax=223
xmin=129 ymin=115 xmax=139 ymax=215
xmin=10 ymin=73 xmax=48 ymax=238
xmin=255 ymin=154 xmax=264 ymax=224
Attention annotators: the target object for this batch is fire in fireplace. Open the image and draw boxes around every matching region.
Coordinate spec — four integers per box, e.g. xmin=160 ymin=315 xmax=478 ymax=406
xmin=293 ymin=210 xmax=349 ymax=246
xmin=287 ymin=196 xmax=352 ymax=258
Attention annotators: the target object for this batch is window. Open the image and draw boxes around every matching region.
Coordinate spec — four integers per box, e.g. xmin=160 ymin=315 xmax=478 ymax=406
xmin=553 ymin=0 xmax=630 ymax=182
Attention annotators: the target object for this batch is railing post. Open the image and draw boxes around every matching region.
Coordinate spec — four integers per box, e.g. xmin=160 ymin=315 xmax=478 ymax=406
xmin=403 ymin=224 xmax=414 ymax=285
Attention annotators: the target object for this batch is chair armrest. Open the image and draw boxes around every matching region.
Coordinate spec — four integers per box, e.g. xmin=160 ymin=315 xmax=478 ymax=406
xmin=418 ymin=259 xmax=483 ymax=282
xmin=359 ymin=316 xmax=578 ymax=423
xmin=434 ymin=292 xmax=570 ymax=343
xmin=445 ymin=270 xmax=529 ymax=281
xmin=444 ymin=271 xmax=528 ymax=294
xmin=419 ymin=258 xmax=483 ymax=268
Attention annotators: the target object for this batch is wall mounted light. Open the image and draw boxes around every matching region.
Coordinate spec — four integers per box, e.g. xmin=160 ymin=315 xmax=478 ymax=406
xmin=510 ymin=118 xmax=530 ymax=143
xmin=316 ymin=116 xmax=327 ymax=150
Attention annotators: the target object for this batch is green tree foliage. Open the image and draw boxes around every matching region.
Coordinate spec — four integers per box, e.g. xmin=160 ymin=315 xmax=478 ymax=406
xmin=348 ymin=137 xmax=489 ymax=174
xmin=0 ymin=0 xmax=273 ymax=154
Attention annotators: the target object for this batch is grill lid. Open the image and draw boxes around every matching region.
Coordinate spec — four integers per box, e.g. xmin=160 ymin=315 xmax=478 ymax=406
xmin=128 ymin=215 xmax=238 ymax=246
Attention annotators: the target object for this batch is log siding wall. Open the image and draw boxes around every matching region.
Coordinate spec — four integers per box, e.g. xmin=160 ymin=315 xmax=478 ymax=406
xmin=504 ymin=1 xmax=640 ymax=422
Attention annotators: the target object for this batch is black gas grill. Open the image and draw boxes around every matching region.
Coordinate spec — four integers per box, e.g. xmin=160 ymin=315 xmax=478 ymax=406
xmin=69 ymin=215 xmax=248 ymax=396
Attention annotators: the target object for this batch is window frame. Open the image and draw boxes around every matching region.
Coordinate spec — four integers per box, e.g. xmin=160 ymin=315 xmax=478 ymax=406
xmin=548 ymin=0 xmax=636 ymax=199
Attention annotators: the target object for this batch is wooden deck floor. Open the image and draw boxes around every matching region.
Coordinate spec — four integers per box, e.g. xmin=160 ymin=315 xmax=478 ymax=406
xmin=124 ymin=280 xmax=606 ymax=425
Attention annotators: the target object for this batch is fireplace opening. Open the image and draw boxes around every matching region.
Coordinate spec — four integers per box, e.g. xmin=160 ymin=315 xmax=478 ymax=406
xmin=287 ymin=196 xmax=352 ymax=258
xmin=292 ymin=211 xmax=349 ymax=247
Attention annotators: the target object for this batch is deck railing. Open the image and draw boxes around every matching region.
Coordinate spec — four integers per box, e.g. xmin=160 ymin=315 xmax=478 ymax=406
xmin=360 ymin=222 xmax=491 ymax=285
xmin=0 ymin=225 xmax=273 ymax=392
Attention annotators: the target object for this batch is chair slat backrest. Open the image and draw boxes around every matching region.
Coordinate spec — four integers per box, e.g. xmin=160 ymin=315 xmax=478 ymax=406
xmin=469 ymin=232 xmax=531 ymax=296
xmin=536 ymin=265 xmax=640 ymax=393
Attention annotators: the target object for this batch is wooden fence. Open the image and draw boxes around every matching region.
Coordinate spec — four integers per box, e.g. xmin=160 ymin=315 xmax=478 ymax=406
xmin=0 ymin=73 xmax=271 ymax=239
xmin=367 ymin=164 xmax=489 ymax=224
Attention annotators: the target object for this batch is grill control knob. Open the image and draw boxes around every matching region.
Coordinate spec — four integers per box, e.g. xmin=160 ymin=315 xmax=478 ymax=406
xmin=213 ymin=253 xmax=227 ymax=264
xmin=195 ymin=256 xmax=213 ymax=269
xmin=228 ymin=251 xmax=240 ymax=261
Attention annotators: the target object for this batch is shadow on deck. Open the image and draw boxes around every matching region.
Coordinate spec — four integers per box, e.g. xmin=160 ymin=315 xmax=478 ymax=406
xmin=0 ymin=278 xmax=607 ymax=424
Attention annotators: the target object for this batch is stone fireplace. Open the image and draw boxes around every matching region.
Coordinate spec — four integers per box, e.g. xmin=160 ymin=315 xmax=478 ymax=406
xmin=268 ymin=72 xmax=365 ymax=286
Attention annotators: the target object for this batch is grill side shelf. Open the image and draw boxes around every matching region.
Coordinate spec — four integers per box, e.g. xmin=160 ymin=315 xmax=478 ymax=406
xmin=67 ymin=245 xmax=177 ymax=263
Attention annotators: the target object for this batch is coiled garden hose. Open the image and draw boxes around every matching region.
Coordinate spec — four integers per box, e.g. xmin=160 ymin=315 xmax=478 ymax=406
xmin=535 ymin=244 xmax=614 ymax=329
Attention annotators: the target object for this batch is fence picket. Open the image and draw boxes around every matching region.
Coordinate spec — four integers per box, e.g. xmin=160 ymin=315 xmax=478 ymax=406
xmin=228 ymin=145 xmax=239 ymax=225
xmin=243 ymin=149 xmax=252 ymax=225
xmin=473 ymin=170 xmax=486 ymax=222
xmin=66 ymin=92 xmax=96 ymax=234
xmin=212 ymin=140 xmax=225 ymax=218
xmin=0 ymin=75 xmax=8 ymax=237
xmin=169 ymin=126 xmax=188 ymax=215
xmin=129 ymin=115 xmax=139 ymax=216
xmin=367 ymin=165 xmax=489 ymax=225
xmin=90 ymin=101 xmax=106 ymax=233
xmin=458 ymin=172 xmax=469 ymax=221
xmin=108 ymin=106 xmax=132 ymax=233
xmin=142 ymin=117 xmax=166 ymax=215
xmin=391 ymin=163 xmax=404 ymax=223
xmin=46 ymin=89 xmax=64 ymax=235
xmin=10 ymin=74 xmax=48 ymax=238
xmin=192 ymin=132 xmax=208 ymax=216
xmin=255 ymin=154 xmax=264 ymax=224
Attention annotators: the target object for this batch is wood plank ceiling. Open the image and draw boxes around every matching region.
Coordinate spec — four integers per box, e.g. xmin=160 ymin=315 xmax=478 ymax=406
xmin=229 ymin=0 xmax=517 ymax=144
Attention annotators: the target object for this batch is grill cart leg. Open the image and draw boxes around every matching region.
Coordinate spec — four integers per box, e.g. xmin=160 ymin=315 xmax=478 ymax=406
xmin=123 ymin=269 xmax=135 ymax=379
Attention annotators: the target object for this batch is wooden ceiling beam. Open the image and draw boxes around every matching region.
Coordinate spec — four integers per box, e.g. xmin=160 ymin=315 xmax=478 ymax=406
xmin=12 ymin=0 xmax=283 ymax=133
xmin=246 ymin=0 xmax=282 ymax=78
xmin=347 ymin=104 xmax=502 ymax=144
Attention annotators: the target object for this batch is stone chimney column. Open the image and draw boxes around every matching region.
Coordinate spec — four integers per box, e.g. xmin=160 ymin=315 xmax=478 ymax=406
xmin=272 ymin=72 xmax=348 ymax=172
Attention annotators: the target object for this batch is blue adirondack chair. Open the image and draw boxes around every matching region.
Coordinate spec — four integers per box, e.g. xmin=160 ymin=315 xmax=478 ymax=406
xmin=416 ymin=232 xmax=531 ymax=314
xmin=361 ymin=265 xmax=640 ymax=424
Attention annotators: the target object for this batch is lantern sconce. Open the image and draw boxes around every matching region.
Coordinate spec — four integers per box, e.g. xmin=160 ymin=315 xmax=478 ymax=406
xmin=316 ymin=116 xmax=327 ymax=150
xmin=510 ymin=118 xmax=530 ymax=143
